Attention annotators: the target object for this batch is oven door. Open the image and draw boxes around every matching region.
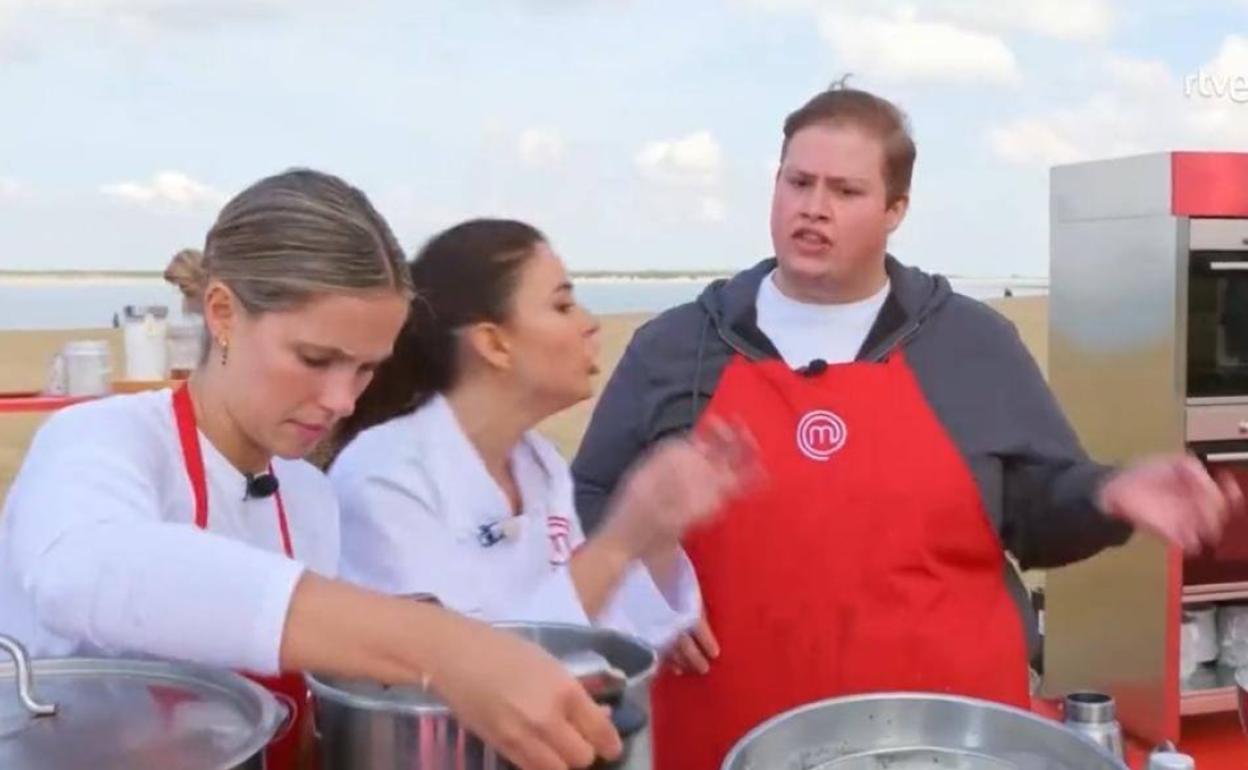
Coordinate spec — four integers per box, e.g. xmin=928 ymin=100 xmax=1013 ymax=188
xmin=1185 ymin=439 xmax=1248 ymax=587
xmin=1187 ymin=219 xmax=1248 ymax=399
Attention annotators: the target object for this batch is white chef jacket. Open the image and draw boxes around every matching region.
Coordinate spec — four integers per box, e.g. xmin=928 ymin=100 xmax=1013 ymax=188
xmin=330 ymin=394 xmax=701 ymax=650
xmin=0 ymin=389 xmax=338 ymax=675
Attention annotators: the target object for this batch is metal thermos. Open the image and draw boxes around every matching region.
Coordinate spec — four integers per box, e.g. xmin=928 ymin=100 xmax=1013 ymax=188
xmin=1063 ymin=691 xmax=1125 ymax=761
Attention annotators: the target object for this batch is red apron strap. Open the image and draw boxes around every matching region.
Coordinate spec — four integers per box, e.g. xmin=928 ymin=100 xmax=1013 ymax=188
xmin=271 ymin=464 xmax=294 ymax=559
xmin=171 ymin=384 xmax=303 ymax=770
xmin=173 ymin=385 xmax=293 ymax=558
xmin=173 ymin=384 xmax=209 ymax=529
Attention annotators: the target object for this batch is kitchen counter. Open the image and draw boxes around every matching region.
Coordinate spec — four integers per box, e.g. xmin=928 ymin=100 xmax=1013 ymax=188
xmin=0 ymin=393 xmax=96 ymax=414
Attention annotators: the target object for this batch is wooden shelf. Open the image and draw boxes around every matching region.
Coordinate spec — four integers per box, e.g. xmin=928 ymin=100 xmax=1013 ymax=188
xmin=1184 ymin=583 xmax=1248 ymax=603
xmin=1181 ymin=664 xmax=1241 ymax=715
xmin=1181 ymin=687 xmax=1238 ymax=715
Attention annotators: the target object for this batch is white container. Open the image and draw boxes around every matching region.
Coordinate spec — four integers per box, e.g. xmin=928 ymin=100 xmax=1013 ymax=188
xmin=122 ymin=305 xmax=169 ymax=381
xmin=54 ymin=340 xmax=112 ymax=397
xmin=166 ymin=317 xmax=205 ymax=379
xmin=1180 ymin=614 xmax=1200 ymax=680
xmin=1188 ymin=603 xmax=1219 ymax=663
xmin=1216 ymin=603 xmax=1248 ymax=668
xmin=1147 ymin=750 xmax=1196 ymax=770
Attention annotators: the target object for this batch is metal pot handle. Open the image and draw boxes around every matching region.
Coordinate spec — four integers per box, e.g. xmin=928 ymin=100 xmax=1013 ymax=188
xmin=0 ymin=634 xmax=57 ymax=717
xmin=587 ymin=693 xmax=648 ymax=770
xmin=606 ymin=696 xmax=647 ymax=739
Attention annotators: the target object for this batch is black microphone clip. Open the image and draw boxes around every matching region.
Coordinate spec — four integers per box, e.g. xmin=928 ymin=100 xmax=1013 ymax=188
xmin=799 ymin=358 xmax=829 ymax=377
xmin=244 ymin=472 xmax=280 ymax=499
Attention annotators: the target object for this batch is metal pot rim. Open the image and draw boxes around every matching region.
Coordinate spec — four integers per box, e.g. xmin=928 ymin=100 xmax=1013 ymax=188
xmin=306 ymin=621 xmax=657 ymax=715
xmin=304 ymin=675 xmax=447 ymax=715
xmin=0 ymin=655 xmax=285 ymax=766
xmin=720 ymin=691 xmax=1128 ymax=770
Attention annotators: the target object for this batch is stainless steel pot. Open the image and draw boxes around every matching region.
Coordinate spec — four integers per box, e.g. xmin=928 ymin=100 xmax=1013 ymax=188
xmin=308 ymin=622 xmax=656 ymax=770
xmin=722 ymin=692 xmax=1130 ymax=770
xmin=0 ymin=634 xmax=283 ymax=770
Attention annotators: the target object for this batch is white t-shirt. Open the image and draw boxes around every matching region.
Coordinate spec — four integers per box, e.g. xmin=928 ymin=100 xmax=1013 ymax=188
xmin=330 ymin=394 xmax=700 ymax=650
xmin=755 ymin=269 xmax=891 ymax=368
xmin=0 ymin=389 xmax=338 ymax=675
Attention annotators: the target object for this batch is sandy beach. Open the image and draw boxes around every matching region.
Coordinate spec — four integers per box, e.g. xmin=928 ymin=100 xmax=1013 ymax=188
xmin=0 ymin=296 xmax=1048 ymax=508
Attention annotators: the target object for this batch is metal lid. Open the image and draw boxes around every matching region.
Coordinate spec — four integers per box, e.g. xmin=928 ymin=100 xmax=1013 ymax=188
xmin=61 ymin=340 xmax=111 ymax=355
xmin=0 ymin=637 xmax=282 ymax=770
xmin=123 ymin=304 xmax=169 ymax=320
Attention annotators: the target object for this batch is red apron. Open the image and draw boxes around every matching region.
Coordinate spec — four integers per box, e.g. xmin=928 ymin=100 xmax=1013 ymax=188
xmin=651 ymin=352 xmax=1030 ymax=770
xmin=172 ymin=385 xmax=307 ymax=770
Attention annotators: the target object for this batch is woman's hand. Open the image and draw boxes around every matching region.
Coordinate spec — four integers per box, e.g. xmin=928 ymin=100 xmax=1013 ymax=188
xmin=598 ymin=418 xmax=761 ymax=559
xmin=666 ymin=615 xmax=720 ymax=675
xmin=423 ymin=613 xmax=623 ymax=770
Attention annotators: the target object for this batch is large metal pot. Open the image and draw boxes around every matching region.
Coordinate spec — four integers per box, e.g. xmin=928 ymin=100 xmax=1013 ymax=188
xmin=0 ymin=635 xmax=283 ymax=770
xmin=722 ymin=692 xmax=1130 ymax=770
xmin=308 ymin=622 xmax=655 ymax=770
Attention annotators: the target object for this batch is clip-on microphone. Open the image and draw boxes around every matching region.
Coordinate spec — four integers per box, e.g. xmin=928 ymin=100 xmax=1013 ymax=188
xmin=244 ymin=472 xmax=280 ymax=499
xmin=798 ymin=358 xmax=829 ymax=377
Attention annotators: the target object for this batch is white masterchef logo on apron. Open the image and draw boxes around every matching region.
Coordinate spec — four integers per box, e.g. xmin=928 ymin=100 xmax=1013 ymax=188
xmin=796 ymin=409 xmax=848 ymax=461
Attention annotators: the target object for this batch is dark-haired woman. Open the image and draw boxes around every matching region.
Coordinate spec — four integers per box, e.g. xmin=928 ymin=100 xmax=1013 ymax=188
xmin=329 ymin=219 xmax=756 ymax=650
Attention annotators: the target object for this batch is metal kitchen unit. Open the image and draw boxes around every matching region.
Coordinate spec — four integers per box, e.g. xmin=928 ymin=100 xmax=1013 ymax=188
xmin=1046 ymin=151 xmax=1248 ymax=747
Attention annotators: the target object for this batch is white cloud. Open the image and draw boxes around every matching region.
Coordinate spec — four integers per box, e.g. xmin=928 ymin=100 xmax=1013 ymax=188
xmin=1180 ymin=37 xmax=1248 ymax=136
xmin=933 ymin=0 xmax=1114 ymax=42
xmin=1196 ymin=35 xmax=1248 ymax=90
xmin=736 ymin=0 xmax=809 ymax=9
xmin=819 ymin=8 xmax=1022 ymax=86
xmin=0 ymin=2 xmax=24 ymax=54
xmin=988 ymin=119 xmax=1082 ymax=167
xmin=46 ymin=0 xmax=285 ymax=25
xmin=638 ymin=189 xmax=731 ymax=228
xmin=636 ymin=131 xmax=728 ymax=225
xmin=0 ymin=0 xmax=287 ymax=48
xmin=0 ymin=177 xmax=21 ymax=199
xmin=635 ymin=130 xmax=722 ymax=187
xmin=697 ymin=196 xmax=727 ymax=223
xmin=745 ymin=0 xmax=1114 ymax=42
xmin=1104 ymin=54 xmax=1172 ymax=92
xmin=987 ymin=39 xmax=1248 ymax=169
xmin=517 ymin=128 xmax=565 ymax=167
xmin=100 ymin=171 xmax=224 ymax=211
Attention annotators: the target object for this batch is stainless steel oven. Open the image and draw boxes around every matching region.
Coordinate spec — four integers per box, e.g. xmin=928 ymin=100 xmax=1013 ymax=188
xmin=1047 ymin=152 xmax=1248 ymax=746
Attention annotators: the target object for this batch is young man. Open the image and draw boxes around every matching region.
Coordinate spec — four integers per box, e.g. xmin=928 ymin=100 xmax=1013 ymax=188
xmin=572 ymin=85 xmax=1241 ymax=770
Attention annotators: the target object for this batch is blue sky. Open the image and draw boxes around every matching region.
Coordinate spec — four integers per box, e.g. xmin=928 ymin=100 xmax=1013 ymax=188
xmin=2 ymin=0 xmax=1247 ymax=276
